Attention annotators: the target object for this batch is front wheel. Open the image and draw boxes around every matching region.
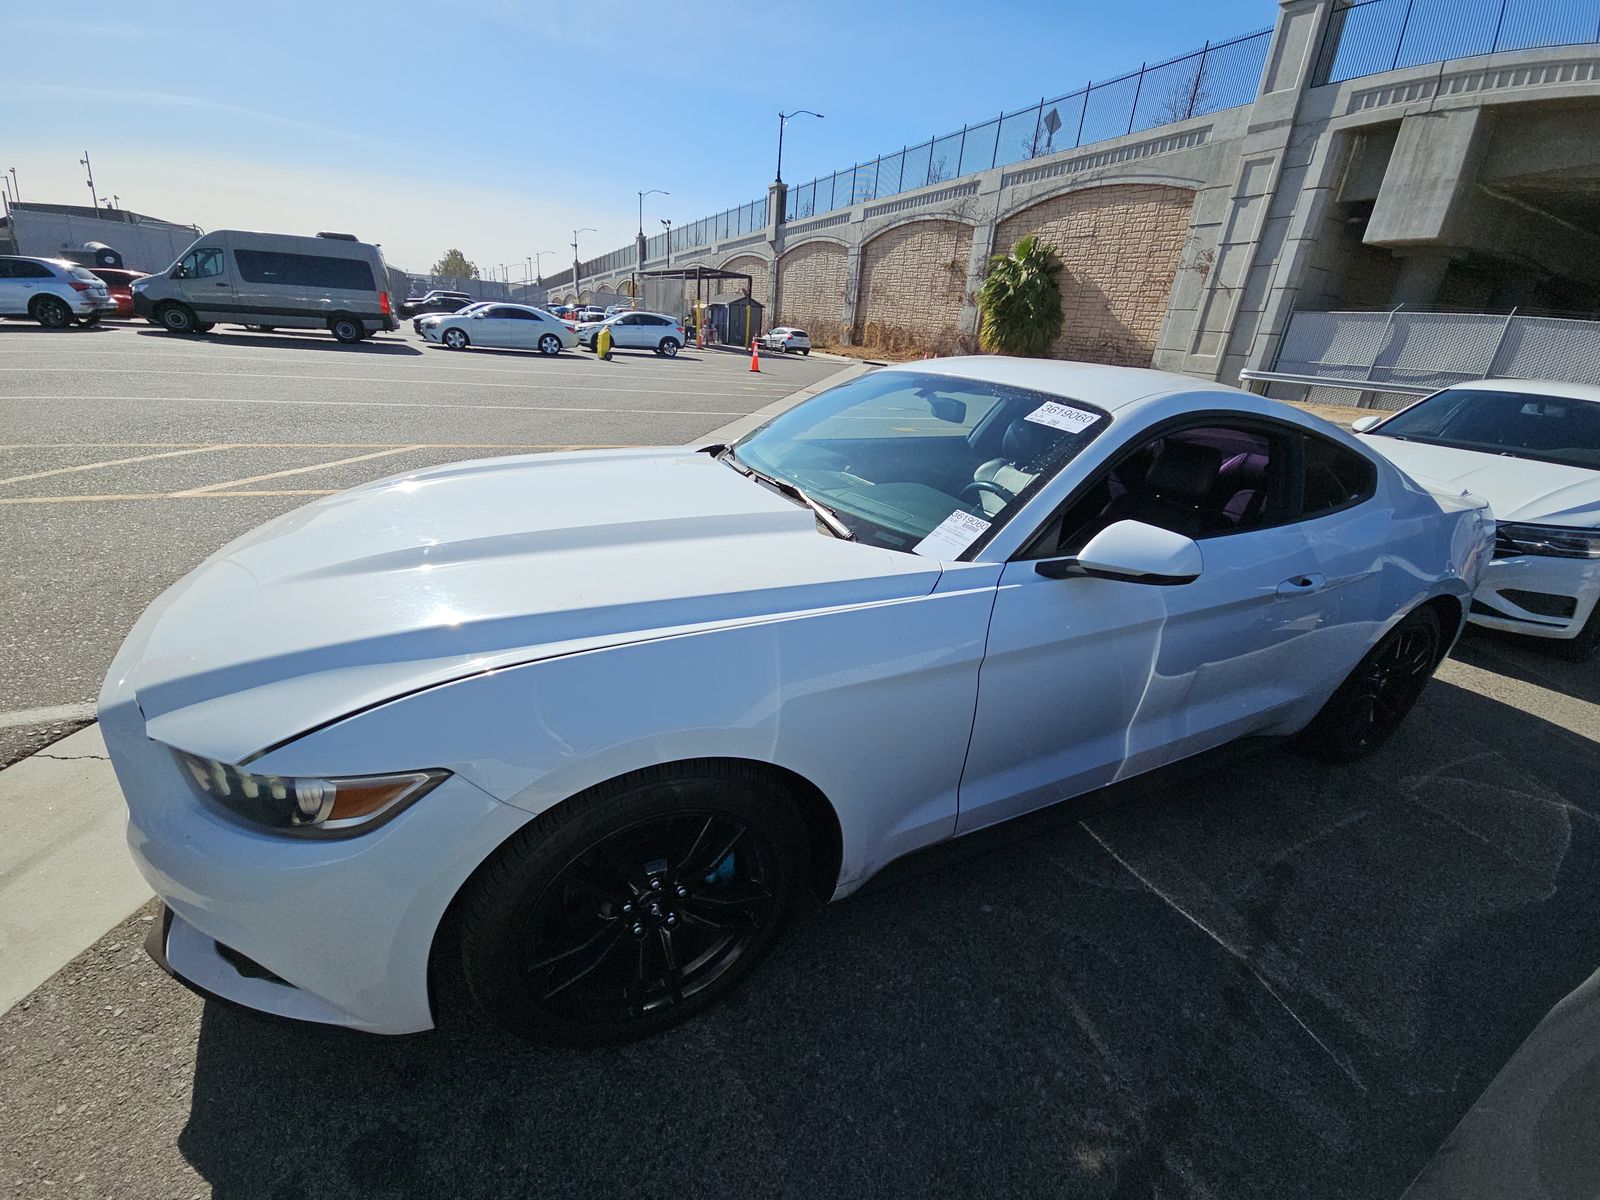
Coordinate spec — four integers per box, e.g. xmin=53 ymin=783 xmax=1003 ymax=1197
xmin=658 ymin=337 xmax=680 ymax=358
xmin=538 ymin=333 xmax=562 ymax=356
xmin=457 ymin=763 xmax=809 ymax=1045
xmin=156 ymin=302 xmax=198 ymax=334
xmin=1293 ymin=606 xmax=1441 ymax=763
xmin=330 ymin=316 xmax=364 ymax=344
xmin=442 ymin=327 xmax=470 ymax=350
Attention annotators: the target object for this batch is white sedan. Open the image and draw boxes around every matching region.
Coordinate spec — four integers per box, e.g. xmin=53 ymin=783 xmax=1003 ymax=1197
xmin=576 ymin=310 xmax=686 ymax=356
xmin=100 ymin=358 xmax=1490 ymax=1045
xmin=1355 ymin=378 xmax=1600 ymax=659
xmin=763 ymin=326 xmax=812 ymax=354
xmin=423 ymin=303 xmax=577 ymax=355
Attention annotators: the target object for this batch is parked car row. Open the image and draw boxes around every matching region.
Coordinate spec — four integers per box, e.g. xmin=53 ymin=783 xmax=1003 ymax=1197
xmin=0 ymin=255 xmax=120 ymax=327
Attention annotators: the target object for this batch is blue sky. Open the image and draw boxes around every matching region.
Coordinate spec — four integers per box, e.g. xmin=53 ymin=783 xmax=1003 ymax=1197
xmin=5 ymin=0 xmax=1271 ymax=277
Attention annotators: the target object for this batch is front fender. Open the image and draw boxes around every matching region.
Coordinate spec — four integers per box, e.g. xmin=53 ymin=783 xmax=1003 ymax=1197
xmin=251 ymin=586 xmax=997 ymax=895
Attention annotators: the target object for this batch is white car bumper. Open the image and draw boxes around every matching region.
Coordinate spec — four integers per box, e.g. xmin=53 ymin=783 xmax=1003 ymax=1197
xmin=1467 ymin=552 xmax=1600 ymax=641
xmin=99 ymin=684 xmax=533 ymax=1034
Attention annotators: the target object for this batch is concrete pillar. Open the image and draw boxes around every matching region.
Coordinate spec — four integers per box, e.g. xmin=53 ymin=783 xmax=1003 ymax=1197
xmin=839 ymin=245 xmax=863 ymax=346
xmin=1365 ymin=108 xmax=1490 ymax=249
xmin=1389 ymin=250 xmax=1456 ymax=307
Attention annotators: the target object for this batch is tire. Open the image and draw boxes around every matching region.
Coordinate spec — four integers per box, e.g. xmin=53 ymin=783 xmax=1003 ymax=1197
xmin=442 ymin=327 xmax=470 ymax=350
xmin=1293 ymin=605 xmax=1441 ymax=763
xmin=155 ymin=302 xmax=199 ymax=335
xmin=802 ymin=348 xmax=810 ymax=355
xmin=457 ymin=761 xmax=810 ymax=1046
xmin=538 ymin=333 xmax=562 ymax=356
xmin=659 ymin=337 xmax=680 ymax=358
xmin=32 ymin=295 xmax=73 ymax=329
xmin=1547 ymin=604 xmax=1600 ymax=663
xmin=330 ymin=316 xmax=364 ymax=344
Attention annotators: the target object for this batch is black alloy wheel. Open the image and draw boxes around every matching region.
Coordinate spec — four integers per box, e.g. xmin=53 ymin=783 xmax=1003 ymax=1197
xmin=33 ymin=295 xmax=72 ymax=329
xmin=1295 ymin=605 xmax=1441 ymax=762
xmin=457 ymin=763 xmax=808 ymax=1045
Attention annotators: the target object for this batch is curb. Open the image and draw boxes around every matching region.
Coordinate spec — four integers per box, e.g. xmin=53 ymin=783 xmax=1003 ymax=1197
xmin=0 ymin=722 xmax=151 ymax=1016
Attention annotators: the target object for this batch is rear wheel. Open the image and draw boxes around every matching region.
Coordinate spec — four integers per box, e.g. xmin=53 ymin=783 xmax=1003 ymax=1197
xmin=659 ymin=337 xmax=680 ymax=358
xmin=457 ymin=763 xmax=809 ymax=1045
xmin=330 ymin=316 xmax=364 ymax=344
xmin=1294 ymin=606 xmax=1441 ymax=762
xmin=156 ymin=302 xmax=199 ymax=334
xmin=442 ymin=327 xmax=470 ymax=350
xmin=538 ymin=333 xmax=562 ymax=356
xmin=32 ymin=296 xmax=72 ymax=329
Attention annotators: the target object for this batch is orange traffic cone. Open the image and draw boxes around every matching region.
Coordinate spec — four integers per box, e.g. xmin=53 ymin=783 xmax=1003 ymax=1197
xmin=749 ymin=338 xmax=761 ymax=373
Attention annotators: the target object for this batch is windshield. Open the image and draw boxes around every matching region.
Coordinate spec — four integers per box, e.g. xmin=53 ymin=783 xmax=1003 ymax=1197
xmin=1372 ymin=387 xmax=1600 ymax=471
xmin=732 ymin=369 xmax=1109 ymax=556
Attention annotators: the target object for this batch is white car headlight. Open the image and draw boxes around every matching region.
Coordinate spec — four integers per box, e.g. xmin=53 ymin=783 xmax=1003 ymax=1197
xmin=1494 ymin=522 xmax=1600 ymax=560
xmin=173 ymin=750 xmax=448 ymax=836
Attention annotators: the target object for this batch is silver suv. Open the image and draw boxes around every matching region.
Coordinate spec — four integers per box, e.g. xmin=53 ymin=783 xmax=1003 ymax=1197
xmin=0 ymin=256 xmax=118 ymax=328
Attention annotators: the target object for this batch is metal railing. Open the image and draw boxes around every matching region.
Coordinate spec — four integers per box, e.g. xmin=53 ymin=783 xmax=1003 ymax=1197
xmin=1313 ymin=0 xmax=1600 ymax=85
xmin=563 ymin=23 xmax=1272 ymax=286
xmin=784 ymin=27 xmax=1271 ymax=223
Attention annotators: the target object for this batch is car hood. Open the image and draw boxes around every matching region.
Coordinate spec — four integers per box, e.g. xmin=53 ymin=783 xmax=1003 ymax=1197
xmin=107 ymin=447 xmax=940 ymax=760
xmin=1361 ymin=436 xmax=1600 ymax=525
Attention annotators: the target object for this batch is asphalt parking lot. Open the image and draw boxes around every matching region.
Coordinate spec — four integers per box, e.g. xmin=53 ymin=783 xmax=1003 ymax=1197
xmin=2 ymin=321 xmax=1597 ymax=1198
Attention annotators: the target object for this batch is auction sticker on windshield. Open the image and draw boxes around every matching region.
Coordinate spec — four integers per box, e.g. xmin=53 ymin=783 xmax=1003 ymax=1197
xmin=1025 ymin=401 xmax=1100 ymax=433
xmin=914 ymin=510 xmax=991 ymax=559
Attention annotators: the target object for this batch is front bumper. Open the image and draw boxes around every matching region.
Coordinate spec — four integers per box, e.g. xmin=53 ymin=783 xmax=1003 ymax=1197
xmin=99 ymin=689 xmax=534 ymax=1034
xmin=132 ymin=292 xmax=154 ymax=319
xmin=1467 ymin=552 xmax=1600 ymax=640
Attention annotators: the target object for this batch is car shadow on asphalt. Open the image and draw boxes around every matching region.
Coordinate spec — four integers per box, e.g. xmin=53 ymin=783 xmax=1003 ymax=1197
xmin=173 ymin=679 xmax=1600 ymax=1199
xmin=0 ymin=322 xmax=119 ymax=334
xmin=1452 ymin=627 xmax=1599 ymax=705
xmin=132 ymin=329 xmax=423 ymax=355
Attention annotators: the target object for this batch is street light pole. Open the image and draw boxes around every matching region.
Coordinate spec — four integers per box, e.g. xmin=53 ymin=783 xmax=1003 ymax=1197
xmin=571 ymin=227 xmax=595 ymax=299
xmin=8 ymin=168 xmax=19 ymax=203
xmin=533 ymin=250 xmax=556 ymax=287
xmin=636 ymin=188 xmax=668 ymax=300
xmin=775 ymin=110 xmax=823 ymax=184
xmin=79 ymin=151 xmax=100 ymax=209
xmin=661 ymin=218 xmax=672 ymax=267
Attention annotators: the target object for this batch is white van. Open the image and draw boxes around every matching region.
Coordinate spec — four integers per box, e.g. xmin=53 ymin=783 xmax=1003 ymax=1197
xmin=132 ymin=230 xmax=399 ymax=342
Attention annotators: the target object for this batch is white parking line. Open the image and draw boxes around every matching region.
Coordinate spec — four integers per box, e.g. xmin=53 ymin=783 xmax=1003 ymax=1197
xmin=170 ymin=445 xmax=424 ymax=495
xmin=0 ymin=366 xmax=777 ymax=398
xmin=0 ymin=444 xmax=237 ymax=488
xmin=0 ymin=394 xmax=748 ymax=417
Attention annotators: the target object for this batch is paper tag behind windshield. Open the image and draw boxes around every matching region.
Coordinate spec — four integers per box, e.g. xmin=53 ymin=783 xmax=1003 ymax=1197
xmin=913 ymin=510 xmax=991 ymax=559
xmin=1025 ymin=401 xmax=1100 ymax=433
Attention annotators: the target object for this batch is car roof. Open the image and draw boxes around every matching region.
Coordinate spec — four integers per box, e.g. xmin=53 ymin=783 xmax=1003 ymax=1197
xmin=874 ymin=356 xmax=1249 ymax=414
xmin=1446 ymin=378 xmax=1600 ymax=404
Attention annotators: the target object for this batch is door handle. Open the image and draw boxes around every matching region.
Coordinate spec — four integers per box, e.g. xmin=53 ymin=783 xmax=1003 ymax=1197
xmin=214 ymin=282 xmax=229 ymax=286
xmin=1276 ymin=573 xmax=1327 ymax=597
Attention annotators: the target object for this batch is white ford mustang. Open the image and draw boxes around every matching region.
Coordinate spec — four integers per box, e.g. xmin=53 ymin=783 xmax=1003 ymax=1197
xmin=99 ymin=358 xmax=1492 ymax=1044
xmin=1353 ymin=379 xmax=1600 ymax=659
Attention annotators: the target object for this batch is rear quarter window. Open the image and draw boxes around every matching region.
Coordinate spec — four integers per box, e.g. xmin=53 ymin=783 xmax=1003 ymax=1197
xmin=1302 ymin=434 xmax=1376 ymax=516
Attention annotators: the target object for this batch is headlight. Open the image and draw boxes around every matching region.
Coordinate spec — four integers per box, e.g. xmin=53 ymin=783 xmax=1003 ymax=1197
xmin=173 ymin=750 xmax=448 ymax=836
xmin=1494 ymin=522 xmax=1600 ymax=560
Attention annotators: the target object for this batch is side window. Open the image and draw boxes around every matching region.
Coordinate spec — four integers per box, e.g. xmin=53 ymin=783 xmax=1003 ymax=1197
xmin=13 ymin=260 xmax=53 ymax=279
xmin=1045 ymin=422 xmax=1289 ymax=555
xmin=179 ymin=248 xmax=225 ymax=278
xmin=503 ymin=308 xmax=535 ymax=320
xmin=1300 ymin=434 xmax=1376 ymax=517
xmin=0 ymin=260 xmax=14 ymax=279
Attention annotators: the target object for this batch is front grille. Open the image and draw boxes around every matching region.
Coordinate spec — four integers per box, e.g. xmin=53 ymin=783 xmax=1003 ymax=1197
xmin=1500 ymin=589 xmax=1577 ymax=619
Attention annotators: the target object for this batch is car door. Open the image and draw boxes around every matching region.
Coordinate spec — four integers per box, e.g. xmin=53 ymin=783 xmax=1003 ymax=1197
xmin=0 ymin=259 xmax=20 ymax=314
xmin=471 ymin=306 xmax=522 ymax=348
xmin=956 ymin=415 xmax=1346 ymax=835
xmin=173 ymin=245 xmax=236 ymax=319
xmin=6 ymin=258 xmax=56 ymax=312
xmin=610 ymin=313 xmax=644 ymax=348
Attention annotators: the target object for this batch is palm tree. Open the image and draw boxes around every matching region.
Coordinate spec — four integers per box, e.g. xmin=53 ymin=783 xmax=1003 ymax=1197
xmin=976 ymin=234 xmax=1063 ymax=357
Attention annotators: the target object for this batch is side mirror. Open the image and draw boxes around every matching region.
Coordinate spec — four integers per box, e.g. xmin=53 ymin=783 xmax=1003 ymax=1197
xmin=171 ymin=265 xmax=188 ymax=279
xmin=1035 ymin=520 xmax=1203 ymax=586
xmin=470 ymin=311 xmax=486 ymax=318
xmin=1350 ymin=414 xmax=1384 ymax=433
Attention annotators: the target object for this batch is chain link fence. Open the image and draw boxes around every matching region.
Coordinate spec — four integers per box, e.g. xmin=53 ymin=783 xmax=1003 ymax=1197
xmin=1264 ymin=308 xmax=1600 ymax=409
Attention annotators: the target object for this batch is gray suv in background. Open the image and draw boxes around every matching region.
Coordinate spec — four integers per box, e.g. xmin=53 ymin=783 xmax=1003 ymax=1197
xmin=0 ymin=256 xmax=118 ymax=328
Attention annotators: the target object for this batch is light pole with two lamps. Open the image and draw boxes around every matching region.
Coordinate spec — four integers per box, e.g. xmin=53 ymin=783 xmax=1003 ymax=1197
xmin=571 ymin=227 xmax=595 ymax=301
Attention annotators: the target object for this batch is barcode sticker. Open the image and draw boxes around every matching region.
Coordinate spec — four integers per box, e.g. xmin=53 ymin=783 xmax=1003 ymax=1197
xmin=913 ymin=510 xmax=992 ymax=559
xmin=1025 ymin=401 xmax=1100 ymax=433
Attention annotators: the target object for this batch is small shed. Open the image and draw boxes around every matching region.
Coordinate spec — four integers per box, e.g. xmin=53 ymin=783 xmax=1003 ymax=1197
xmin=711 ymin=294 xmax=764 ymax=347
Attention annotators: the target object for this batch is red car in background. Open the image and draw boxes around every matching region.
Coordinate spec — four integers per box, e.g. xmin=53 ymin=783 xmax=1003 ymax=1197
xmin=87 ymin=268 xmax=150 ymax=318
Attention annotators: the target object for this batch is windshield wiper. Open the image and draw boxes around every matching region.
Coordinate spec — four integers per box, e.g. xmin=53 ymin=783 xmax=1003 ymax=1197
xmin=719 ymin=448 xmax=855 ymax=540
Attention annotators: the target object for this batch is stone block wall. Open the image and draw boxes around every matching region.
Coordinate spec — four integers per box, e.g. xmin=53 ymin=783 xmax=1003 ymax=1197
xmin=717 ymin=254 xmax=769 ymax=303
xmin=995 ymin=183 xmax=1195 ymax=367
xmin=853 ymin=219 xmax=973 ymax=354
xmin=774 ymin=241 xmax=849 ymax=341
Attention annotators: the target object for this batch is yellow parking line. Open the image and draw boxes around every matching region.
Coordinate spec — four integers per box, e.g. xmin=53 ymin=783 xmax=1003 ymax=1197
xmin=0 ymin=444 xmax=239 ymax=488
xmin=168 ymin=445 xmax=429 ymax=496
